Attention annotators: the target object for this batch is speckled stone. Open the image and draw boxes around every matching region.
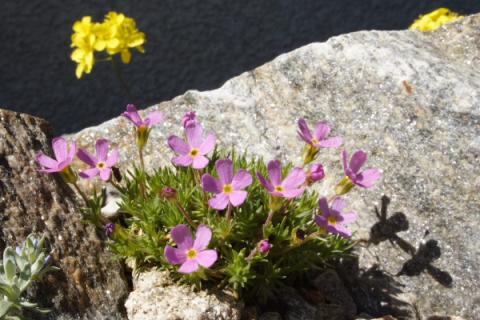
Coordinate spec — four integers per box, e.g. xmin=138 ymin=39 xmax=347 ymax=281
xmin=125 ymin=269 xmax=243 ymax=320
xmin=0 ymin=109 xmax=129 ymax=319
xmin=71 ymin=14 xmax=480 ymax=319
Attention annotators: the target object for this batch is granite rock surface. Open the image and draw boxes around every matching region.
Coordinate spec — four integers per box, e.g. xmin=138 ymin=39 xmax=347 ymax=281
xmin=71 ymin=14 xmax=480 ymax=319
xmin=124 ymin=269 xmax=242 ymax=320
xmin=0 ymin=109 xmax=130 ymax=319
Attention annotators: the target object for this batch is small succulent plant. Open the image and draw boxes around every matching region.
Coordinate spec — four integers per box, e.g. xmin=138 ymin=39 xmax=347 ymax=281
xmin=0 ymin=234 xmax=57 ymax=319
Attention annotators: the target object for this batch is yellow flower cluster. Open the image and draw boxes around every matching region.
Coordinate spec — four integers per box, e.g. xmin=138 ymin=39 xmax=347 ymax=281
xmin=410 ymin=8 xmax=463 ymax=32
xmin=71 ymin=12 xmax=146 ymax=79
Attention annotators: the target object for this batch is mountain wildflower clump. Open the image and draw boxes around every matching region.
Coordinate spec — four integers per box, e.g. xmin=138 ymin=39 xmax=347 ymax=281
xmin=410 ymin=8 xmax=463 ymax=32
xmin=35 ymin=106 xmax=381 ymax=302
xmin=70 ymin=12 xmax=146 ymax=78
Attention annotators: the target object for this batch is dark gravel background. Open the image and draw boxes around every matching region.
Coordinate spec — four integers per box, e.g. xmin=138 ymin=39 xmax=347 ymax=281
xmin=1 ymin=0 xmax=479 ymax=134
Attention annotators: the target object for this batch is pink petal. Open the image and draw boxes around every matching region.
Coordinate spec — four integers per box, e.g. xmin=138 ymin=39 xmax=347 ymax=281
xmin=36 ymin=153 xmax=58 ymax=169
xmin=341 ymin=212 xmax=357 ymax=224
xmin=56 ymin=159 xmax=72 ymax=171
xmin=168 ymin=136 xmax=189 ymax=155
xmin=232 ymin=170 xmax=252 ymax=190
xmin=331 ymin=197 xmax=346 ymax=214
xmin=178 ymin=259 xmax=199 ymax=273
xmin=99 ymin=168 xmax=112 ymax=181
xmin=229 ymin=190 xmax=247 ymax=207
xmin=349 ymin=150 xmax=367 ymax=173
xmin=67 ymin=142 xmax=77 ymax=163
xmin=195 ymin=249 xmax=217 ymax=268
xmin=192 ymin=156 xmax=209 ymax=169
xmin=208 ymin=193 xmax=229 ymax=210
xmin=315 ymin=215 xmax=328 ymax=228
xmin=79 ymin=167 xmax=100 ymax=179
xmin=256 ymin=172 xmax=274 ymax=192
xmin=145 ymin=111 xmax=164 ymax=127
xmin=281 ymin=188 xmax=305 ymax=199
xmin=95 ymin=139 xmax=109 ymax=162
xmin=172 ymin=155 xmax=193 ymax=167
xmin=39 ymin=167 xmax=62 ymax=173
xmin=332 ymin=225 xmax=352 ymax=238
xmin=199 ymin=134 xmax=216 ymax=155
xmin=52 ymin=137 xmax=68 ymax=162
xmin=314 ymin=122 xmax=331 ymax=141
xmin=216 ymin=159 xmax=233 ymax=184
xmin=122 ymin=104 xmax=143 ymax=126
xmin=282 ymin=168 xmax=306 ymax=189
xmin=77 ymin=149 xmax=97 ymax=167
xmin=202 ymin=174 xmax=221 ymax=193
xmin=318 ymin=197 xmax=330 ymax=216
xmin=164 ymin=246 xmax=186 ymax=265
xmin=171 ymin=224 xmax=194 ymax=250
xmin=186 ymin=124 xmax=203 ymax=148
xmin=297 ymin=118 xmax=313 ymax=143
xmin=318 ymin=137 xmax=343 ymax=148
xmin=267 ymin=160 xmax=282 ymax=186
xmin=193 ymin=225 xmax=212 ymax=251
xmin=106 ymin=149 xmax=119 ymax=167
xmin=355 ymin=168 xmax=381 ymax=188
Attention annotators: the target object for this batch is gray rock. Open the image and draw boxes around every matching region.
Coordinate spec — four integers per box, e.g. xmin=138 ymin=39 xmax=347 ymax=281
xmin=0 ymin=109 xmax=129 ymax=319
xmin=259 ymin=312 xmax=283 ymax=320
xmin=124 ymin=269 xmax=243 ymax=320
xmin=313 ymin=269 xmax=357 ymax=317
xmin=71 ymin=14 xmax=480 ymax=319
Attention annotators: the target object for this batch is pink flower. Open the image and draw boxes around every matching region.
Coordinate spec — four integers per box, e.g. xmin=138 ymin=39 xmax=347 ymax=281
xmin=36 ymin=137 xmax=76 ymax=173
xmin=342 ymin=150 xmax=381 ymax=188
xmin=297 ymin=119 xmax=343 ymax=149
xmin=165 ymin=224 xmax=218 ymax=274
xmin=122 ymin=104 xmax=164 ymax=128
xmin=167 ymin=123 xmax=216 ymax=169
xmin=315 ymin=197 xmax=357 ymax=237
xmin=258 ymin=240 xmax=272 ymax=253
xmin=257 ymin=160 xmax=306 ymax=199
xmin=181 ymin=111 xmax=198 ymax=128
xmin=306 ymin=163 xmax=325 ymax=184
xmin=77 ymin=139 xmax=119 ymax=181
xmin=201 ymin=159 xmax=253 ymax=210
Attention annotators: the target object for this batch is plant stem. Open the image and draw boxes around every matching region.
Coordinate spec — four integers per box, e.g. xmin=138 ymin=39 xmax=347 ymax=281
xmin=71 ymin=182 xmax=89 ymax=205
xmin=111 ymin=57 xmax=134 ymax=101
xmin=225 ymin=204 xmax=233 ymax=222
xmin=139 ymin=147 xmax=145 ymax=172
xmin=175 ymin=201 xmax=196 ymax=228
xmin=262 ymin=210 xmax=275 ymax=237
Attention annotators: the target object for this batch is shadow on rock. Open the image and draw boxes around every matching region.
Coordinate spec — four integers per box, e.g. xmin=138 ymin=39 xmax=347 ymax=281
xmin=369 ymin=195 xmax=452 ymax=288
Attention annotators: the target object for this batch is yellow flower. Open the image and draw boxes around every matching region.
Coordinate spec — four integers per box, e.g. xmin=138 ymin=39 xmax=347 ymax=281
xmin=103 ymin=12 xmax=146 ymax=64
xmin=71 ymin=16 xmax=98 ymax=78
xmin=410 ymin=8 xmax=463 ymax=32
xmin=70 ymin=12 xmax=146 ymax=78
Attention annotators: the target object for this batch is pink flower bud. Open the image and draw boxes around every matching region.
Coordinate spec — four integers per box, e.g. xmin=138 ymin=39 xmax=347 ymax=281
xmin=259 ymin=240 xmax=272 ymax=253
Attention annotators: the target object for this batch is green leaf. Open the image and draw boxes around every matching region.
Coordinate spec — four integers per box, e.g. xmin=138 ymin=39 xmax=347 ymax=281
xmin=0 ymin=300 xmax=13 ymax=317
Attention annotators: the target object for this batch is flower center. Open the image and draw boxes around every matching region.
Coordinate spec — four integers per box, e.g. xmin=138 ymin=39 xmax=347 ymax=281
xmin=186 ymin=249 xmax=198 ymax=260
xmin=274 ymin=185 xmax=284 ymax=192
xmin=327 ymin=216 xmax=337 ymax=225
xmin=311 ymin=138 xmax=319 ymax=145
xmin=189 ymin=148 xmax=200 ymax=157
xmin=96 ymin=161 xmax=107 ymax=169
xmin=223 ymin=184 xmax=234 ymax=194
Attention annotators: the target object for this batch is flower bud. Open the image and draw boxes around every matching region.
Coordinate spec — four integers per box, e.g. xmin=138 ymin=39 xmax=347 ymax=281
xmin=181 ymin=111 xmax=198 ymax=128
xmin=104 ymin=223 xmax=115 ymax=237
xmin=258 ymin=240 xmax=272 ymax=253
xmin=161 ymin=187 xmax=178 ymax=201
xmin=307 ymin=164 xmax=325 ymax=185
